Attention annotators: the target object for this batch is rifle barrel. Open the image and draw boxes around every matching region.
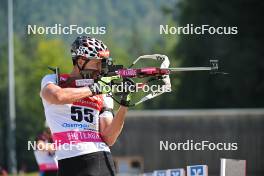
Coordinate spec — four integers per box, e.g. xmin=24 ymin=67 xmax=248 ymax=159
xmin=168 ymin=67 xmax=213 ymax=72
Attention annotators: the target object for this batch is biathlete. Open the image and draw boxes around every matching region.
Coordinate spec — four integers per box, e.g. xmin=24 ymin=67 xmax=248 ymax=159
xmin=40 ymin=36 xmax=130 ymax=176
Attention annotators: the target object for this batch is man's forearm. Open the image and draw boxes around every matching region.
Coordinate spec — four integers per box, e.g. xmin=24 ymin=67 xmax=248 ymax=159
xmin=55 ymin=87 xmax=93 ymax=104
xmin=42 ymin=84 xmax=93 ymax=104
xmin=101 ymin=106 xmax=128 ymax=145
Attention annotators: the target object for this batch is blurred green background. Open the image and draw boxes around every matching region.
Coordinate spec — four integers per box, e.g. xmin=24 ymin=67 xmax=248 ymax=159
xmin=0 ymin=0 xmax=263 ymax=173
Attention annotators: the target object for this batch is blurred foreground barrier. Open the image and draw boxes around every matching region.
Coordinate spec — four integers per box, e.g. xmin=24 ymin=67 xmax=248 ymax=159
xmin=153 ymin=170 xmax=167 ymax=176
xmin=220 ymin=158 xmax=246 ymax=176
xmin=143 ymin=173 xmax=154 ymax=176
xmin=167 ymin=169 xmax=185 ymax=176
xmin=187 ymin=165 xmax=208 ymax=176
xmin=152 ymin=169 xmax=186 ymax=176
xmin=142 ymin=158 xmax=246 ymax=176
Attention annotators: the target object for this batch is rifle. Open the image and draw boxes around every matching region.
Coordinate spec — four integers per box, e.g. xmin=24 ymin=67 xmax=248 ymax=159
xmin=49 ymin=54 xmax=227 ymax=107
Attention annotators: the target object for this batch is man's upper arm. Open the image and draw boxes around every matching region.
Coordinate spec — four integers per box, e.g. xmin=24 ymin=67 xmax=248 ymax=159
xmin=99 ymin=95 xmax=114 ymax=118
xmin=41 ymin=74 xmax=57 ymax=90
xmin=40 ymin=74 xmax=60 ymax=104
xmin=99 ymin=95 xmax=114 ymax=132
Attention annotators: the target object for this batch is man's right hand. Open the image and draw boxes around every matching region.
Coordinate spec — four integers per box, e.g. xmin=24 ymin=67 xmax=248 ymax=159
xmin=119 ymin=78 xmax=134 ymax=107
xmin=89 ymin=77 xmax=113 ymax=95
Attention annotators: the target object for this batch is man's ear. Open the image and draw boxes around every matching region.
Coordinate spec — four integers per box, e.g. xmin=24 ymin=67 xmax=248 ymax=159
xmin=77 ymin=58 xmax=84 ymax=66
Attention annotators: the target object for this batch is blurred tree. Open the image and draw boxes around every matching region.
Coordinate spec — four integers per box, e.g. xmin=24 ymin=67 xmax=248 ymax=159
xmin=12 ymin=0 xmax=175 ymax=47
xmin=15 ymin=35 xmax=71 ymax=171
xmin=128 ymin=26 xmax=144 ymax=57
xmin=0 ymin=0 xmax=8 ymax=168
xmin=162 ymin=0 xmax=264 ymax=108
xmin=142 ymin=17 xmax=179 ymax=109
xmin=0 ymin=35 xmax=72 ymax=171
xmin=0 ymin=45 xmax=8 ymax=169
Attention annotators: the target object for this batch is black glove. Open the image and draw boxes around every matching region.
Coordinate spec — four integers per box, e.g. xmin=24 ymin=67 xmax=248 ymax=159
xmin=89 ymin=77 xmax=113 ymax=95
xmin=119 ymin=78 xmax=134 ymax=107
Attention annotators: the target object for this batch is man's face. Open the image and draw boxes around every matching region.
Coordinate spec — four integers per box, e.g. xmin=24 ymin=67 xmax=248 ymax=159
xmin=78 ymin=58 xmax=102 ymax=72
xmin=77 ymin=58 xmax=102 ymax=78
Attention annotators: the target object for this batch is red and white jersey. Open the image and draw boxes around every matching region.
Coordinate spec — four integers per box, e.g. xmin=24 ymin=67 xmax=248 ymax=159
xmin=40 ymin=74 xmax=113 ymax=160
xmin=34 ymin=132 xmax=58 ymax=171
xmin=34 ymin=150 xmax=58 ymax=171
